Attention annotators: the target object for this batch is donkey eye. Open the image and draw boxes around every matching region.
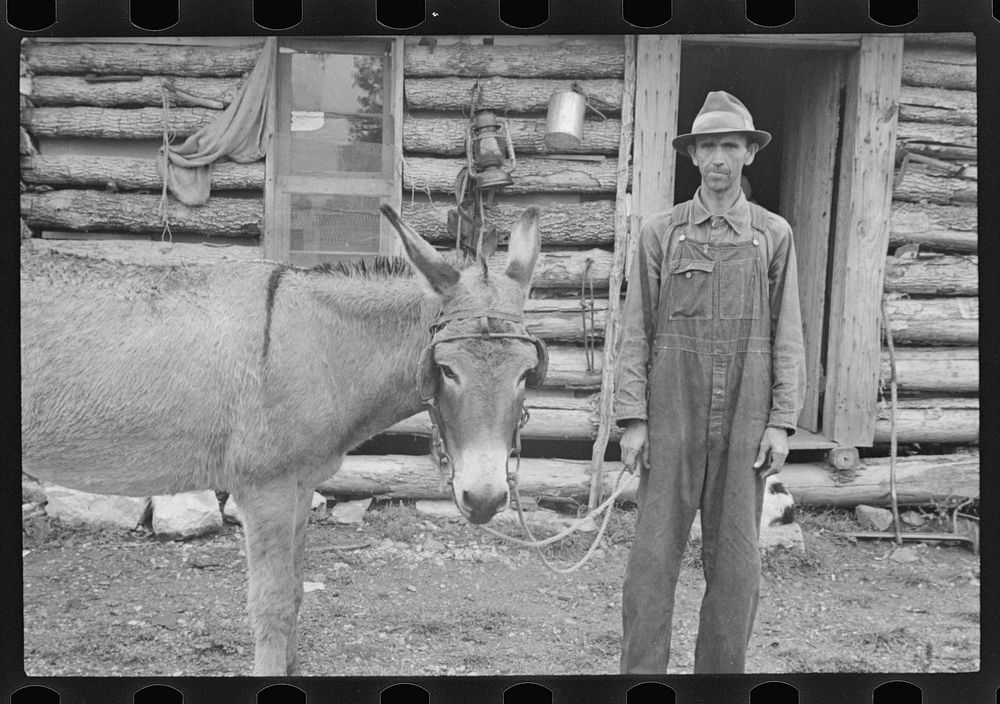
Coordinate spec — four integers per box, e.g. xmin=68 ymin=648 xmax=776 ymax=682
xmin=440 ymin=365 xmax=458 ymax=381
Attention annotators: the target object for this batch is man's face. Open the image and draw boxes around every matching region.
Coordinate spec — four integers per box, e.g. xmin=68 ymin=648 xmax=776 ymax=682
xmin=687 ymin=133 xmax=759 ymax=194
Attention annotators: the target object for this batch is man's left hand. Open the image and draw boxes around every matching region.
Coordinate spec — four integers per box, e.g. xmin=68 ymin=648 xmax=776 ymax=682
xmin=754 ymin=427 xmax=789 ymax=479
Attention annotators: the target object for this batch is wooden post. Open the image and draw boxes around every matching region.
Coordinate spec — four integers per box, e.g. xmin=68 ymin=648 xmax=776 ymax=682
xmin=628 ymin=35 xmax=681 ymax=276
xmin=587 ymin=36 xmax=637 ymax=511
xmin=386 ymin=37 xmax=405 ymax=258
xmin=823 ymin=36 xmax=904 ymax=447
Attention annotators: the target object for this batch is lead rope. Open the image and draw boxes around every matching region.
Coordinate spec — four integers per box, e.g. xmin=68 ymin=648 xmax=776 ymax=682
xmin=475 ymin=406 xmax=636 ymax=574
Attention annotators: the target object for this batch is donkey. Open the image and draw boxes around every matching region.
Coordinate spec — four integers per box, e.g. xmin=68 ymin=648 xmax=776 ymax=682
xmin=21 ymin=205 xmax=545 ymax=676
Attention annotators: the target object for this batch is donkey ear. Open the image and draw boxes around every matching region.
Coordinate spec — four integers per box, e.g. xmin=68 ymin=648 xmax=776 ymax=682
xmin=380 ymin=205 xmax=460 ymax=296
xmin=505 ymin=206 xmax=541 ymax=295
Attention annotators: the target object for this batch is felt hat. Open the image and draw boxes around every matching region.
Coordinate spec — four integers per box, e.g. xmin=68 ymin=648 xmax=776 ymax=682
xmin=672 ymin=91 xmax=771 ymax=153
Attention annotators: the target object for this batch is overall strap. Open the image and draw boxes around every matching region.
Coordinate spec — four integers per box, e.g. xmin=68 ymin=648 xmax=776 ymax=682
xmin=747 ymin=201 xmax=773 ymax=270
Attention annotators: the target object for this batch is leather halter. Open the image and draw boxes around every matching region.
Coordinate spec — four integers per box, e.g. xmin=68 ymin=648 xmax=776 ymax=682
xmin=418 ymin=310 xmax=546 ymax=489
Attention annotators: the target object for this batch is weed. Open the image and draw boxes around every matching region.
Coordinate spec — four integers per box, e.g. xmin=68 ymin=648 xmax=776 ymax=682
xmin=859 ymin=625 xmax=910 ymax=651
xmin=364 ymin=501 xmax=423 ymax=543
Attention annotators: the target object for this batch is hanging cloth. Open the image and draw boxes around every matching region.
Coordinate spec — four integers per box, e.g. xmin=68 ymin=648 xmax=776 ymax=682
xmin=160 ymin=37 xmax=276 ymax=206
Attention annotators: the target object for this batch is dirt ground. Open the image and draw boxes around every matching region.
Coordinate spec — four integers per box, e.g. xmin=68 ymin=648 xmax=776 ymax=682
xmin=21 ymin=500 xmax=980 ymax=677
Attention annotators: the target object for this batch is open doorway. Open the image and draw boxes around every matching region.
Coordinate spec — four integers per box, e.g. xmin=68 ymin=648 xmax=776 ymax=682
xmin=674 ymin=42 xmax=848 ymax=435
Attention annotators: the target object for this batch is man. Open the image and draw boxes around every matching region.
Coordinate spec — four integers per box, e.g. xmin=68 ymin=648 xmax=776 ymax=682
xmin=614 ymin=91 xmax=807 ymax=674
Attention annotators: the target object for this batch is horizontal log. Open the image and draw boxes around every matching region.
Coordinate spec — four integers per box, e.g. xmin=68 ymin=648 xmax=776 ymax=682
xmin=318 ymin=453 xmax=979 ymax=507
xmin=893 ymin=166 xmax=976 ymax=206
xmin=874 ymin=398 xmax=978 ymax=445
xmin=404 ymin=156 xmax=621 ymax=194
xmin=881 ymin=347 xmax=978 ymax=394
xmin=22 ymin=155 xmax=265 ymax=191
xmin=901 ymin=45 xmax=975 ymax=91
xmin=524 ymin=298 xmax=610 ymax=341
xmin=21 ymin=189 xmax=262 ymax=238
xmin=896 ymin=120 xmax=976 ymax=153
xmin=401 ymin=199 xmax=615 ymax=247
xmin=28 ymin=75 xmax=242 ymax=108
xmin=884 ymin=297 xmax=977 ymax=346
xmin=889 ymin=202 xmax=976 ymax=253
xmin=883 ymin=254 xmax=977 ymax=295
xmin=898 ymin=85 xmax=976 ymax=126
xmin=776 ymin=453 xmax=979 ymax=507
xmin=501 ymin=248 xmax=613 ymax=289
xmin=23 ymin=41 xmax=263 ymax=77
xmin=405 ymin=76 xmax=623 ymax=113
xmin=404 ymin=116 xmax=621 ymax=156
xmin=20 ymin=127 xmax=35 ymax=156
xmin=25 ymin=237 xmax=264 ymax=265
xmin=404 ymin=42 xmax=625 ymax=78
xmin=903 ymin=33 xmax=976 ymax=49
xmin=22 ymin=106 xmax=218 ymax=140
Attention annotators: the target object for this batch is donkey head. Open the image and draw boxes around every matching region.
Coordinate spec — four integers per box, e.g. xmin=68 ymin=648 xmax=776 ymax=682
xmin=380 ymin=205 xmax=545 ymax=524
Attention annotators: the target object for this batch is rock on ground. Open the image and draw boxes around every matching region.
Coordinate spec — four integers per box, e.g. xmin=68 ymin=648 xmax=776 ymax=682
xmin=151 ymin=491 xmax=223 ymax=540
xmin=43 ymin=484 xmax=150 ymax=531
xmin=22 ymin=475 xmax=47 ymax=504
xmin=855 ymin=505 xmax=894 ymax=532
xmin=329 ymin=498 xmax=372 ymax=525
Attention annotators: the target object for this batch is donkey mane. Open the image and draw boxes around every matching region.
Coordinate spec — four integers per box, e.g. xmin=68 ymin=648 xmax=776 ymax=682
xmin=302 ymin=251 xmax=481 ymax=280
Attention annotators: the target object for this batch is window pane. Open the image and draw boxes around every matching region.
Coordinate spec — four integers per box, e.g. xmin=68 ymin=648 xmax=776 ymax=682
xmin=289 ymin=115 xmax=382 ymax=174
xmin=289 ymin=194 xmax=381 ymax=266
xmin=290 ymin=53 xmax=383 ymax=116
xmin=285 ymin=51 xmax=385 ymax=175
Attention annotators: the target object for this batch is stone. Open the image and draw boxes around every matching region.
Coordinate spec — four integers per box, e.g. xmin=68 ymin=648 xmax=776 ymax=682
xmin=43 ymin=484 xmax=150 ymax=530
xmin=422 ymin=538 xmax=447 ymax=553
xmin=890 ymin=546 xmax=920 ymax=563
xmin=303 ymin=582 xmax=325 ymax=593
xmin=329 ymin=497 xmax=372 ymax=525
xmin=415 ymin=499 xmax=463 ymax=519
xmin=901 ymin=510 xmax=926 ymax=527
xmin=311 ymin=492 xmax=328 ymax=515
xmin=151 ymin=491 xmax=223 ymax=540
xmin=855 ymin=505 xmax=894 ymax=532
xmin=22 ymin=475 xmax=47 ymax=504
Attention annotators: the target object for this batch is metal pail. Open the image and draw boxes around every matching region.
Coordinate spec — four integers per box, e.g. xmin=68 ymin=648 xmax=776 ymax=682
xmin=544 ymin=90 xmax=586 ymax=150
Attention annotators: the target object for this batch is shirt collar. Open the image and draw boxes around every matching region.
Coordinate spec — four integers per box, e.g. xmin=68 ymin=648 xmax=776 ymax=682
xmin=690 ymin=187 xmax=751 ymax=234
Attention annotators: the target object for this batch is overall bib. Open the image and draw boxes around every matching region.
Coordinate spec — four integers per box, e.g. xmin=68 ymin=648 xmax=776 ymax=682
xmin=621 ymin=200 xmax=773 ymax=674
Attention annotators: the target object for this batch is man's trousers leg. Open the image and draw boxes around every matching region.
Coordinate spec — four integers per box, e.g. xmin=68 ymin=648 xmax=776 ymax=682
xmin=620 ymin=457 xmax=701 ymax=674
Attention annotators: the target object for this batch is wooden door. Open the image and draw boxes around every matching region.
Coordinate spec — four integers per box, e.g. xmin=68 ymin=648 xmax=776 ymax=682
xmin=779 ymin=52 xmax=846 ymax=433
xmin=265 ymin=38 xmax=399 ymax=266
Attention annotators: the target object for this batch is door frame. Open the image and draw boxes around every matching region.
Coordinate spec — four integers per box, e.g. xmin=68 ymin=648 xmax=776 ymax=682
xmin=632 ymin=34 xmax=904 ymax=448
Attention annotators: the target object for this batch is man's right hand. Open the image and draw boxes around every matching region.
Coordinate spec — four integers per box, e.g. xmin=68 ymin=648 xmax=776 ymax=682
xmin=620 ymin=420 xmax=649 ymax=473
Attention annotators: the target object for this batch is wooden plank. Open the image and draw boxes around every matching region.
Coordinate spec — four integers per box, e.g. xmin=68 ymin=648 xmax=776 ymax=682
xmin=780 ymin=52 xmax=844 ymax=432
xmin=881 ymin=347 xmax=977 ymax=394
xmin=23 ymin=41 xmax=264 ymax=76
xmin=883 ymin=254 xmax=977 ymax=295
xmin=896 ymin=121 xmax=977 ymax=153
xmin=401 ymin=199 xmax=616 ymax=247
xmin=681 ymin=34 xmax=863 ymax=49
xmin=629 ymin=35 xmax=681 ymax=278
xmin=403 ymin=115 xmax=621 ymax=156
xmin=21 ymin=190 xmax=263 ymax=238
xmin=524 ymin=298 xmax=610 ymax=341
xmin=263 ymin=41 xmax=281 ymax=262
xmin=403 ymin=156 xmax=621 ymax=194
xmin=387 ymin=37 xmax=406 ymax=258
xmin=889 ymin=202 xmax=977 ymax=253
xmin=28 ymin=75 xmax=242 ymax=108
xmin=404 ymin=41 xmax=625 ymax=78
xmin=823 ymin=36 xmax=904 ymax=447
xmin=22 ymin=155 xmax=264 ymax=190
xmin=405 ymin=77 xmax=623 ymax=113
xmin=24 ymin=237 xmax=265 ymax=265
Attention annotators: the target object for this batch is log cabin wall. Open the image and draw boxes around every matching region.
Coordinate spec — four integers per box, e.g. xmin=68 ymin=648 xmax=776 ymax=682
xmin=19 ymin=38 xmax=267 ymax=246
xmin=391 ymin=35 xmax=629 ymax=455
xmin=879 ymin=34 xmax=978 ymax=450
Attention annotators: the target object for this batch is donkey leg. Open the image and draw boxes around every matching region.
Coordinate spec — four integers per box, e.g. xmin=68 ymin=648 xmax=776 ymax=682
xmin=285 ymin=481 xmax=316 ymax=675
xmin=236 ymin=476 xmax=300 ymax=676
